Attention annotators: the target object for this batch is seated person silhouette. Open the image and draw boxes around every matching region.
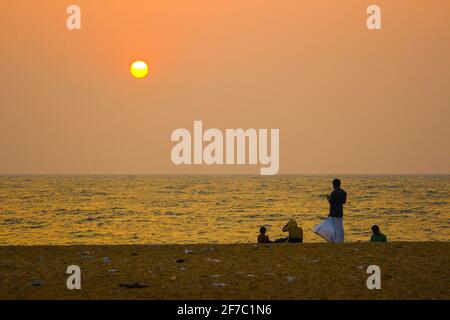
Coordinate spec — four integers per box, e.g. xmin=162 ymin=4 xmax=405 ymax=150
xmin=370 ymin=225 xmax=387 ymax=242
xmin=257 ymin=226 xmax=272 ymax=243
xmin=275 ymin=219 xmax=303 ymax=243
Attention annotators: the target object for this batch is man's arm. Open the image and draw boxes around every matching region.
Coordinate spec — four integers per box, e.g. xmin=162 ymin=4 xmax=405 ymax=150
xmin=328 ymin=191 xmax=336 ymax=204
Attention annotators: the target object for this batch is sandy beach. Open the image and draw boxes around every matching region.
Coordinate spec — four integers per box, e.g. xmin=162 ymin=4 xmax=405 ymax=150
xmin=0 ymin=242 xmax=448 ymax=300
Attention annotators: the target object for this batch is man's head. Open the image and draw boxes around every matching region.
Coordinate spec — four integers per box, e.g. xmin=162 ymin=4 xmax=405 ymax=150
xmin=332 ymin=178 xmax=341 ymax=189
xmin=371 ymin=225 xmax=380 ymax=235
xmin=259 ymin=226 xmax=267 ymax=235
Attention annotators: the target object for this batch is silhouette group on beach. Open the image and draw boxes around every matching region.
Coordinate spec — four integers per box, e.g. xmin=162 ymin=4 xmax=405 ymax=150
xmin=257 ymin=178 xmax=387 ymax=243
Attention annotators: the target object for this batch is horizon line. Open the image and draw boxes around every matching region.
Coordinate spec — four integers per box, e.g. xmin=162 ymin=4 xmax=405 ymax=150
xmin=0 ymin=173 xmax=449 ymax=176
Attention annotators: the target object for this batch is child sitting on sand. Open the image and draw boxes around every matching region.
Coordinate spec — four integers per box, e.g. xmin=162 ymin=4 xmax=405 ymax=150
xmin=370 ymin=225 xmax=387 ymax=242
xmin=257 ymin=226 xmax=272 ymax=243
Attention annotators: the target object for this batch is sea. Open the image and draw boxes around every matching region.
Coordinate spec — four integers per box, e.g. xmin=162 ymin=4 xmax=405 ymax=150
xmin=0 ymin=175 xmax=449 ymax=245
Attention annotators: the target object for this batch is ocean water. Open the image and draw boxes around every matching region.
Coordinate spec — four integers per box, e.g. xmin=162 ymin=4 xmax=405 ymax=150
xmin=0 ymin=175 xmax=449 ymax=245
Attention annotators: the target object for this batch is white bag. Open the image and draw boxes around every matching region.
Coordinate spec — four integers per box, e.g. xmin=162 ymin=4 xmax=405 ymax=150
xmin=313 ymin=217 xmax=335 ymax=242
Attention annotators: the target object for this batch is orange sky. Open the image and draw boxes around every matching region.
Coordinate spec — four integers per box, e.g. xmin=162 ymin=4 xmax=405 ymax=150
xmin=0 ymin=0 xmax=449 ymax=174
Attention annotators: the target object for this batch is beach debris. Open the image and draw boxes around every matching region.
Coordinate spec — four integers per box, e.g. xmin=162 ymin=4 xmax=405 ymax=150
xmin=171 ymin=276 xmax=177 ymax=280
xmin=211 ymin=282 xmax=227 ymax=287
xmin=29 ymin=279 xmax=43 ymax=287
xmin=184 ymin=249 xmax=194 ymax=254
xmin=103 ymin=257 xmax=111 ymax=264
xmin=287 ymin=276 xmax=296 ymax=283
xmin=304 ymin=259 xmax=320 ymax=264
xmin=247 ymin=274 xmax=256 ymax=278
xmin=80 ymin=251 xmax=94 ymax=260
xmin=119 ymin=282 xmax=149 ymax=289
xmin=177 ymin=266 xmax=187 ymax=271
xmin=175 ymin=258 xmax=185 ymax=263
xmin=209 ymin=274 xmax=221 ymax=278
xmin=108 ymin=269 xmax=120 ymax=273
xmin=356 ymin=266 xmax=364 ymax=270
xmin=206 ymin=258 xmax=220 ymax=263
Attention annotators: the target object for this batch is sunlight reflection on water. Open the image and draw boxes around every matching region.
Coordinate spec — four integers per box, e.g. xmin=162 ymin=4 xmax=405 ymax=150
xmin=0 ymin=175 xmax=449 ymax=244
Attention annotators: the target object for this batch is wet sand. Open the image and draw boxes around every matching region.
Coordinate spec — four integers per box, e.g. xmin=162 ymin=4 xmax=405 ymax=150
xmin=0 ymin=242 xmax=448 ymax=299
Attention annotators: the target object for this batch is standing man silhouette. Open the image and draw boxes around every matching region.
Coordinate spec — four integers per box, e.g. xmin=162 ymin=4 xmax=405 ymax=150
xmin=327 ymin=178 xmax=347 ymax=243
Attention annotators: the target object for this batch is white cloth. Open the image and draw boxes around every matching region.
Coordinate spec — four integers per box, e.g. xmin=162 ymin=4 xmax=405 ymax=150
xmin=313 ymin=218 xmax=335 ymax=242
xmin=329 ymin=217 xmax=344 ymax=243
xmin=313 ymin=217 xmax=344 ymax=243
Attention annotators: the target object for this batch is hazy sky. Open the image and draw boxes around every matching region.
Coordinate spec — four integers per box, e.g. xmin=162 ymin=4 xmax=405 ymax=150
xmin=1 ymin=0 xmax=449 ymax=174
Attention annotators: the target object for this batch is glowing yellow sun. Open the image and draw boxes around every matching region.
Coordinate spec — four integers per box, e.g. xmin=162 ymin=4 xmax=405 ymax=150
xmin=130 ymin=60 xmax=149 ymax=78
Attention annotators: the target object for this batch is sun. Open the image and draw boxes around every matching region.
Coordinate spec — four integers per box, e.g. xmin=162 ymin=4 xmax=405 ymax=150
xmin=130 ymin=60 xmax=149 ymax=79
